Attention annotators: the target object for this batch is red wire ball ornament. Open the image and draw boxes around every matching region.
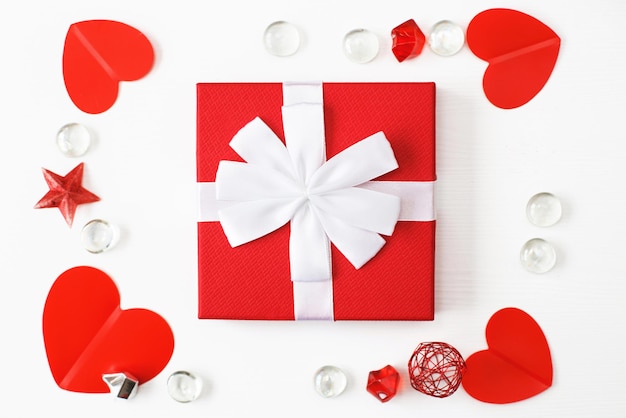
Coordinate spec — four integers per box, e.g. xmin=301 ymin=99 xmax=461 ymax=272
xmin=408 ymin=342 xmax=467 ymax=398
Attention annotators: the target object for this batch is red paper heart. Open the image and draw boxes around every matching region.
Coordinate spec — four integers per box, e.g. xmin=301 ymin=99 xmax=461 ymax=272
xmin=462 ymin=308 xmax=553 ymax=403
xmin=63 ymin=20 xmax=154 ymax=114
xmin=467 ymin=9 xmax=560 ymax=109
xmin=43 ymin=266 xmax=174 ymax=393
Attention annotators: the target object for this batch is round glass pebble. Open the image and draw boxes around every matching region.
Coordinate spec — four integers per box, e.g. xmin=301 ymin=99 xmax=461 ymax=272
xmin=343 ymin=29 xmax=379 ymax=63
xmin=56 ymin=123 xmax=91 ymax=157
xmin=520 ymin=238 xmax=556 ymax=274
xmin=526 ymin=192 xmax=562 ymax=227
xmin=81 ymin=219 xmax=118 ymax=254
xmin=428 ymin=20 xmax=465 ymax=56
xmin=314 ymin=365 xmax=347 ymax=398
xmin=167 ymin=371 xmax=202 ymax=403
xmin=263 ymin=21 xmax=300 ymax=57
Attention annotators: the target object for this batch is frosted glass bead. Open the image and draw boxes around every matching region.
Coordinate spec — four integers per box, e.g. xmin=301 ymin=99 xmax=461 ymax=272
xmin=81 ymin=219 xmax=118 ymax=253
xmin=263 ymin=21 xmax=300 ymax=56
xmin=167 ymin=371 xmax=202 ymax=403
xmin=56 ymin=123 xmax=91 ymax=157
xmin=343 ymin=29 xmax=379 ymax=63
xmin=314 ymin=365 xmax=347 ymax=398
xmin=527 ymin=192 xmax=562 ymax=227
xmin=428 ymin=20 xmax=464 ymax=56
xmin=520 ymin=238 xmax=556 ymax=274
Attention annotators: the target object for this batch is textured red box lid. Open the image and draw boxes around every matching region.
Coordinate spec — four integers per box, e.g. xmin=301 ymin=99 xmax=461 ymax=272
xmin=197 ymin=82 xmax=435 ymax=320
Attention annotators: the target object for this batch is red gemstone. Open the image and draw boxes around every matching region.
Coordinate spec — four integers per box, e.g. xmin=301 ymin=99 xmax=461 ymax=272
xmin=391 ymin=19 xmax=426 ymax=62
xmin=367 ymin=365 xmax=399 ymax=402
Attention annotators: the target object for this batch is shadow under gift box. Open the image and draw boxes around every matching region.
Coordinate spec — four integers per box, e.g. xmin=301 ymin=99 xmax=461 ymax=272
xmin=196 ymin=82 xmax=435 ymax=321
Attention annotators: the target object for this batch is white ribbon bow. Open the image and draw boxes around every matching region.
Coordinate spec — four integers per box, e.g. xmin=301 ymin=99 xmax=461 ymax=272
xmin=216 ymin=110 xmax=401 ymax=283
xmin=213 ymin=83 xmax=401 ymax=320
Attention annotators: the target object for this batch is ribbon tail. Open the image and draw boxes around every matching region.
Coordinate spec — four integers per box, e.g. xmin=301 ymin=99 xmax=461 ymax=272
xmin=309 ymin=187 xmax=400 ymax=236
xmin=216 ymin=161 xmax=300 ymax=200
xmin=289 ymin=202 xmax=332 ymax=282
xmin=290 ymin=202 xmax=334 ymax=321
xmin=313 ymin=207 xmax=386 ymax=269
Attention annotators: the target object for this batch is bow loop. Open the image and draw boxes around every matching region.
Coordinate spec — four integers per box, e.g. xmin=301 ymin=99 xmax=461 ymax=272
xmin=308 ymin=188 xmax=400 ymax=236
xmin=308 ymin=132 xmax=398 ymax=194
xmin=218 ymin=197 xmax=305 ymax=247
xmin=229 ymin=117 xmax=295 ymax=178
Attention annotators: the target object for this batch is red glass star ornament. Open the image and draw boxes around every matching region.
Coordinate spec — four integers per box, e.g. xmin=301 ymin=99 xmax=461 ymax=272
xmin=34 ymin=162 xmax=100 ymax=226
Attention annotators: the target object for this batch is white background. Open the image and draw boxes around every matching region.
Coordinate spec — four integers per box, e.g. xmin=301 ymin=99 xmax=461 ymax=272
xmin=2 ymin=0 xmax=625 ymax=416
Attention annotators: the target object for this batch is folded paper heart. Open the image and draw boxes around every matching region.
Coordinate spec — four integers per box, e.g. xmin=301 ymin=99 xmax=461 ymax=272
xmin=467 ymin=8 xmax=561 ymax=109
xmin=63 ymin=20 xmax=154 ymax=114
xmin=462 ymin=307 xmax=553 ymax=403
xmin=42 ymin=266 xmax=174 ymax=393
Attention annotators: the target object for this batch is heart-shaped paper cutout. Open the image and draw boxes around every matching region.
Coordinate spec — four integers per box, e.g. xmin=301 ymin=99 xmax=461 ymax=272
xmin=467 ymin=9 xmax=560 ymax=109
xmin=43 ymin=266 xmax=174 ymax=393
xmin=462 ymin=307 xmax=553 ymax=403
xmin=63 ymin=20 xmax=154 ymax=114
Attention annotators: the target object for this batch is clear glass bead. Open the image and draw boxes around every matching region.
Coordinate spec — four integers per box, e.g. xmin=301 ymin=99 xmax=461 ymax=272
xmin=81 ymin=219 xmax=118 ymax=253
xmin=520 ymin=238 xmax=556 ymax=274
xmin=314 ymin=365 xmax=347 ymax=398
xmin=526 ymin=192 xmax=562 ymax=227
xmin=343 ymin=29 xmax=379 ymax=63
xmin=167 ymin=371 xmax=202 ymax=403
xmin=56 ymin=123 xmax=91 ymax=157
xmin=263 ymin=21 xmax=300 ymax=57
xmin=428 ymin=20 xmax=464 ymax=56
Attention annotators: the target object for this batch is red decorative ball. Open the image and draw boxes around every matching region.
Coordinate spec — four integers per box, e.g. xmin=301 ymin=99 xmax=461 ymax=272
xmin=408 ymin=342 xmax=466 ymax=398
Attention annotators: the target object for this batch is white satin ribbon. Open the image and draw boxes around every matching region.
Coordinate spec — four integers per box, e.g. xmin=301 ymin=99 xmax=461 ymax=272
xmin=198 ymin=180 xmax=435 ymax=222
xmin=198 ymin=82 xmax=435 ymax=320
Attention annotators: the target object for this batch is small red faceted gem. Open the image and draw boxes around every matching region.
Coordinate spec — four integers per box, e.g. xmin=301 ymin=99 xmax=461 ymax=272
xmin=391 ymin=19 xmax=426 ymax=62
xmin=366 ymin=365 xmax=399 ymax=402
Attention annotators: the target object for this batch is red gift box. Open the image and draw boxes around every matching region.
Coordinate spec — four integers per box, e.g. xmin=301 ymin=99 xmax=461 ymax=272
xmin=197 ymin=82 xmax=435 ymax=320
